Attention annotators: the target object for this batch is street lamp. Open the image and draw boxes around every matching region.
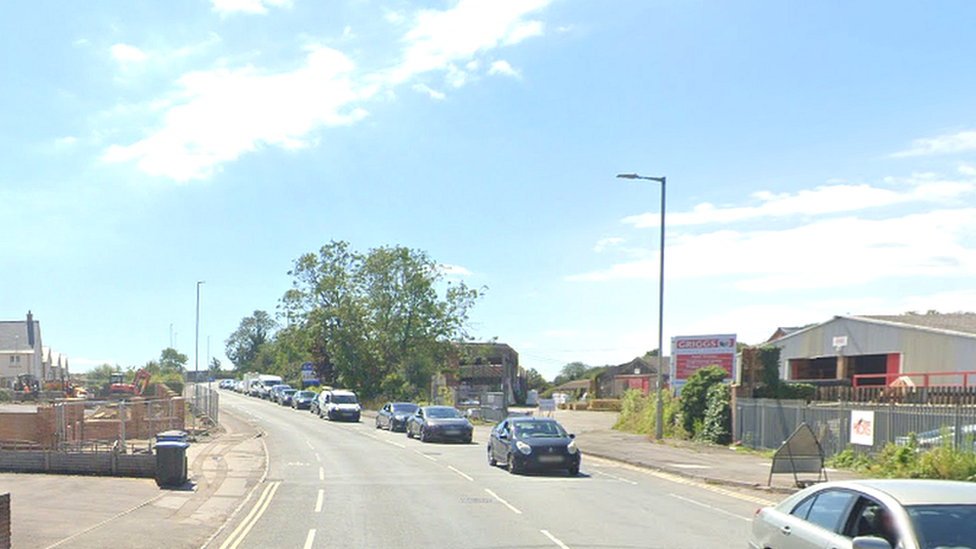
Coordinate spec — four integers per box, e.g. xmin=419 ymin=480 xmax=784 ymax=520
xmin=617 ymin=173 xmax=666 ymax=440
xmin=195 ymin=281 xmax=205 ymax=383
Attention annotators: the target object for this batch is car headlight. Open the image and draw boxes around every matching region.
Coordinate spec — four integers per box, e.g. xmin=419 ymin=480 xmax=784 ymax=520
xmin=567 ymin=440 xmax=579 ymax=454
xmin=516 ymin=441 xmax=532 ymax=455
xmin=394 ymin=414 xmax=406 ymax=421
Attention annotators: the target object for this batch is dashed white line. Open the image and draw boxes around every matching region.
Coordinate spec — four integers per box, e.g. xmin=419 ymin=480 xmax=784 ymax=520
xmin=447 ymin=465 xmax=474 ymax=481
xmin=590 ymin=470 xmax=638 ymax=485
xmin=303 ymin=529 xmax=316 ymax=549
xmin=305 ymin=439 xmax=315 ymax=450
xmin=668 ymin=493 xmax=750 ymax=522
xmin=314 ymin=453 xmax=321 ymax=463
xmin=319 ymin=467 xmax=324 ymax=481
xmin=485 ymin=488 xmax=522 ymax=515
xmin=541 ymin=529 xmax=572 ymax=549
xmin=314 ymin=489 xmax=324 ymax=513
xmin=383 ymin=439 xmax=406 ymax=449
xmin=415 ymin=451 xmax=438 ymax=462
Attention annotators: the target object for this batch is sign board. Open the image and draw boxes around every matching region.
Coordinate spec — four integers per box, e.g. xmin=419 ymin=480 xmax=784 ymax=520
xmin=301 ymin=362 xmax=318 ymax=383
xmin=671 ymin=334 xmax=736 ymax=384
xmin=850 ymin=410 xmax=875 ymax=446
xmin=538 ymin=398 xmax=555 ymax=417
xmin=768 ymin=422 xmax=828 ymax=487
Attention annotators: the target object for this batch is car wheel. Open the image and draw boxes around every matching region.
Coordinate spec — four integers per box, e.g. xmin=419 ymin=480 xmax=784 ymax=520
xmin=406 ymin=426 xmax=413 ymax=439
xmin=420 ymin=427 xmax=428 ymax=442
xmin=375 ymin=419 xmax=381 ymax=429
xmin=463 ymin=434 xmax=472 ymax=444
xmin=488 ymin=446 xmax=497 ymax=467
xmin=568 ymin=463 xmax=580 ymax=476
xmin=507 ymin=452 xmax=519 ymax=475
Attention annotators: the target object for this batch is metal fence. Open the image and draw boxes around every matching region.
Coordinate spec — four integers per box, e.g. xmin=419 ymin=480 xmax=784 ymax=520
xmin=186 ymin=384 xmax=219 ymax=427
xmin=735 ymin=397 xmax=976 ymax=456
xmin=51 ymin=397 xmax=184 ymax=452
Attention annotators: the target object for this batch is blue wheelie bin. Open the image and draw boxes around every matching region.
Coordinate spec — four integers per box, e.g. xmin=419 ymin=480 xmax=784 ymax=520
xmin=155 ymin=440 xmax=189 ymax=487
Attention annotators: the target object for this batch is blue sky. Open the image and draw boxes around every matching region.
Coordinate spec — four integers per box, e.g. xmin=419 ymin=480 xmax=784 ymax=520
xmin=3 ymin=1 xmax=976 ymax=379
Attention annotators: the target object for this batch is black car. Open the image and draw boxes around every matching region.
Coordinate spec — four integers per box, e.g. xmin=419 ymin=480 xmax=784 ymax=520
xmin=375 ymin=402 xmax=419 ymax=432
xmin=405 ymin=406 xmax=473 ymax=443
xmin=279 ymin=388 xmax=297 ymax=406
xmin=291 ymin=390 xmax=317 ymax=410
xmin=488 ymin=417 xmax=581 ymax=476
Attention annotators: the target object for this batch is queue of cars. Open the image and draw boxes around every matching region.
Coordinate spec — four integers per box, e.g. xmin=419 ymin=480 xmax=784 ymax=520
xmin=219 ymin=380 xmax=583 ymax=477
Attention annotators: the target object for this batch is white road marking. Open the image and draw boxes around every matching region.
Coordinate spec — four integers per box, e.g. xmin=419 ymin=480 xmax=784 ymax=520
xmin=590 ymin=469 xmax=638 ymax=485
xmin=541 ymin=529 xmax=572 ymax=549
xmin=319 ymin=467 xmax=324 ymax=481
xmin=668 ymin=493 xmax=751 ymax=522
xmin=314 ymin=489 xmax=324 ymax=513
xmin=315 ymin=453 xmax=321 ymax=463
xmin=303 ymin=529 xmax=316 ymax=549
xmin=447 ymin=465 xmax=474 ymax=481
xmin=485 ymin=488 xmax=522 ymax=515
xmin=384 ymin=439 xmax=406 ymax=449
xmin=415 ymin=451 xmax=438 ymax=462
xmin=305 ymin=439 xmax=315 ymax=450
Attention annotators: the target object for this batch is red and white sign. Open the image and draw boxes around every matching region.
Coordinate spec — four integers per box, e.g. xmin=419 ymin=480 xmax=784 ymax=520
xmin=850 ymin=410 xmax=874 ymax=446
xmin=671 ymin=334 xmax=736 ymax=382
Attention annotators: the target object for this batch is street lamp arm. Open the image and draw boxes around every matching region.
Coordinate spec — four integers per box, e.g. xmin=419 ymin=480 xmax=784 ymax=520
xmin=617 ymin=173 xmax=665 ymax=184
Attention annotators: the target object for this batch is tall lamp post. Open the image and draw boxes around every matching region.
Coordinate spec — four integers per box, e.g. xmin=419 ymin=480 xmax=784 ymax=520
xmin=195 ymin=280 xmax=205 ymax=430
xmin=617 ymin=173 xmax=666 ymax=440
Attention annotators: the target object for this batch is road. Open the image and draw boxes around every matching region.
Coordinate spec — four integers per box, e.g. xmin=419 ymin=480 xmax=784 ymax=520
xmin=215 ymin=390 xmax=768 ymax=549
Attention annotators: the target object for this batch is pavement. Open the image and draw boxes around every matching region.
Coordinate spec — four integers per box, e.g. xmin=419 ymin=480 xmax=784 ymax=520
xmin=2 ymin=401 xmax=860 ymax=548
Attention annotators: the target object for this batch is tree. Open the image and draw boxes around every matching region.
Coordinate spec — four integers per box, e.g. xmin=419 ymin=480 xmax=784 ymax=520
xmin=525 ymin=368 xmax=550 ymax=393
xmin=159 ymin=347 xmax=188 ymax=374
xmin=208 ymin=357 xmax=222 ymax=376
xmin=225 ymin=310 xmax=277 ymax=372
xmin=278 ymin=240 xmax=484 ymax=399
xmin=679 ymin=365 xmax=729 ymax=436
xmin=553 ymin=361 xmax=589 ymax=386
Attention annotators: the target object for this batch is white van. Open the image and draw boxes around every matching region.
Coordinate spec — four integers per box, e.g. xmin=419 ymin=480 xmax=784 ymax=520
xmin=256 ymin=374 xmax=283 ymax=400
xmin=320 ymin=389 xmax=361 ymax=422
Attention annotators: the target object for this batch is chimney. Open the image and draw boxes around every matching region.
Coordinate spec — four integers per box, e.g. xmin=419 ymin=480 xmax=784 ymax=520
xmin=26 ymin=310 xmax=34 ymax=348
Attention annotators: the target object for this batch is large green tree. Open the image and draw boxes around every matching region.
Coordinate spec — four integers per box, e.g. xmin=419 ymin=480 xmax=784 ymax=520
xmin=225 ymin=310 xmax=277 ymax=372
xmin=279 ymin=241 xmax=483 ymax=399
xmin=159 ymin=347 xmax=188 ymax=374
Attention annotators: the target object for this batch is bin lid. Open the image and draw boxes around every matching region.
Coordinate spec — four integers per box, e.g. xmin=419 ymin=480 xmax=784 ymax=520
xmin=154 ymin=441 xmax=189 ymax=450
xmin=156 ymin=430 xmax=188 ymax=441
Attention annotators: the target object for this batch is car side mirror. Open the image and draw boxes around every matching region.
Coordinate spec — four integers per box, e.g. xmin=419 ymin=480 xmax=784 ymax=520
xmin=499 ymin=432 xmax=509 ymax=440
xmin=569 ymin=433 xmax=576 ymax=439
xmin=852 ymin=536 xmax=892 ymax=549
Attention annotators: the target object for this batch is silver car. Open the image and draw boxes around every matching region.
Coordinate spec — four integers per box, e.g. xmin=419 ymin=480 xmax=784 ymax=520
xmin=749 ymin=479 xmax=976 ymax=549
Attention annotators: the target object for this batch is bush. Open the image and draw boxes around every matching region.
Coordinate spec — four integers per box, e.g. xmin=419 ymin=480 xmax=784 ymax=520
xmin=0 ymin=389 xmax=11 ymax=402
xmin=698 ymin=383 xmax=731 ymax=445
xmin=613 ymin=388 xmax=685 ymax=438
xmin=679 ymin=365 xmax=728 ymax=436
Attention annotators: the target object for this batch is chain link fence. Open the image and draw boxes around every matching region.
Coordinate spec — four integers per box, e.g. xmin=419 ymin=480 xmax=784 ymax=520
xmin=185 ymin=383 xmax=219 ymax=428
xmin=735 ymin=397 xmax=976 ymax=456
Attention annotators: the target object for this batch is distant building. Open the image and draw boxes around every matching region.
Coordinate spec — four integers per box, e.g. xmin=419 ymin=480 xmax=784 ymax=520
xmin=449 ymin=342 xmax=525 ymax=405
xmin=594 ymin=356 xmax=665 ymax=398
xmin=0 ymin=311 xmax=45 ymax=385
xmin=767 ymin=313 xmax=976 ymax=387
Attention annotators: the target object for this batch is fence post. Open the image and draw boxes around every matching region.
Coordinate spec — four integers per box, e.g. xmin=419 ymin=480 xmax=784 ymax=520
xmin=119 ymin=401 xmax=126 ymax=450
xmin=955 ymin=403 xmax=963 ymax=450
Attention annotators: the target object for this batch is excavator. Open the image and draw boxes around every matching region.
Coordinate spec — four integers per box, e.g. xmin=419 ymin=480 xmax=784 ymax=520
xmin=103 ymin=368 xmax=151 ymax=399
xmin=13 ymin=374 xmax=41 ymax=401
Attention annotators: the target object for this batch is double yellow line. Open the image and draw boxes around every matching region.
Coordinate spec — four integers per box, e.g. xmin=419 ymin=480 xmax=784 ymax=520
xmin=219 ymin=481 xmax=282 ymax=549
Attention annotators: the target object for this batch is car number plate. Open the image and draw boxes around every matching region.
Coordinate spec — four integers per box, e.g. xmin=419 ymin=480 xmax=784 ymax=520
xmin=538 ymin=455 xmax=563 ymax=463
xmin=445 ymin=429 xmax=460 ymax=435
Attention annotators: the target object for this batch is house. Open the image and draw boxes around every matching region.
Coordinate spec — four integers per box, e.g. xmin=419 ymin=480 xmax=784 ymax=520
xmin=0 ymin=311 xmax=45 ymax=385
xmin=449 ymin=342 xmax=525 ymax=405
xmin=766 ymin=312 xmax=976 ymax=387
xmin=594 ymin=356 xmax=665 ymax=397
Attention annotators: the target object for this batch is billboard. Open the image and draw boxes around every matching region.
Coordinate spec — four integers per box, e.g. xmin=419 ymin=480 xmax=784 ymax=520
xmin=670 ymin=334 xmax=736 ymax=388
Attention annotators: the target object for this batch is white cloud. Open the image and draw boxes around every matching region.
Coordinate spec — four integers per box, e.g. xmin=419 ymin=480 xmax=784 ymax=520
xmin=413 ymin=83 xmax=446 ymax=100
xmin=594 ymin=237 xmax=623 ymax=252
xmin=110 ymin=44 xmax=147 ymax=63
xmin=385 ymin=10 xmax=404 ymax=24
xmin=211 ymin=0 xmax=291 ymax=15
xmin=570 ymin=208 xmax=976 ymax=291
xmin=487 ymin=60 xmax=519 ymax=78
xmin=55 ymin=136 xmax=78 ymax=148
xmin=892 ymin=130 xmax=976 ymax=157
xmin=624 ymin=178 xmax=975 ymax=228
xmin=960 ymin=164 xmax=976 ymax=176
xmin=388 ymin=0 xmax=550 ymax=84
xmin=439 ymin=264 xmax=472 ymax=276
xmin=103 ymin=46 xmax=369 ymax=181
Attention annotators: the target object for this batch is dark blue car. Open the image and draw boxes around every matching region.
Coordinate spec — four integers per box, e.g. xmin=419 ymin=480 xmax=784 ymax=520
xmin=488 ymin=417 xmax=581 ymax=476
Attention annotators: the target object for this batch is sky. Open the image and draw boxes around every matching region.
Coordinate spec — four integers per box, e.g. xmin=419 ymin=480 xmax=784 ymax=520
xmin=3 ymin=0 xmax=976 ymax=380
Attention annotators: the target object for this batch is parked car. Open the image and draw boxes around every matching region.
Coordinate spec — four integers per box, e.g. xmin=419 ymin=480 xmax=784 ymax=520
xmin=279 ymin=388 xmax=297 ymax=406
xmin=487 ymin=416 xmax=580 ymax=476
xmin=268 ymin=383 xmax=291 ymax=404
xmin=749 ymin=478 xmax=976 ymax=549
xmin=320 ymin=389 xmax=361 ymax=422
xmin=405 ymin=406 xmax=472 ymax=443
xmin=375 ymin=402 xmax=419 ymax=432
xmin=291 ymin=390 xmax=317 ymax=410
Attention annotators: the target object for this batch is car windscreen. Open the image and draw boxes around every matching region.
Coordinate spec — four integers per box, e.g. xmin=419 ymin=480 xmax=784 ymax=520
xmin=332 ymin=394 xmax=357 ymax=404
xmin=514 ymin=421 xmax=568 ymax=438
xmin=426 ymin=408 xmax=461 ymax=419
xmin=392 ymin=404 xmax=418 ymax=414
xmin=907 ymin=504 xmax=976 ymax=549
xmin=264 ymin=380 xmax=283 ymax=387
xmin=283 ymin=389 xmax=296 ymax=395
xmin=297 ymin=391 xmax=316 ymax=398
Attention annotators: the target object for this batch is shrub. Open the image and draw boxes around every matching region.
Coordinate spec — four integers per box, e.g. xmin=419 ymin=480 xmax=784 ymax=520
xmin=613 ymin=388 xmax=684 ymax=438
xmin=588 ymin=399 xmax=622 ymax=411
xmin=698 ymin=383 xmax=731 ymax=445
xmin=679 ymin=365 xmax=728 ymax=436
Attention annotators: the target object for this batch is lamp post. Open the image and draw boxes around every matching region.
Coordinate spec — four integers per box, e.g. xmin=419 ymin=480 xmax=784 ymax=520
xmin=617 ymin=173 xmax=666 ymax=440
xmin=195 ymin=280 xmax=205 ymax=430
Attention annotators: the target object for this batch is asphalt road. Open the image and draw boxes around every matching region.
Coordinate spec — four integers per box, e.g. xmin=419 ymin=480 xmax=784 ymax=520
xmin=216 ymin=391 xmax=769 ymax=549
